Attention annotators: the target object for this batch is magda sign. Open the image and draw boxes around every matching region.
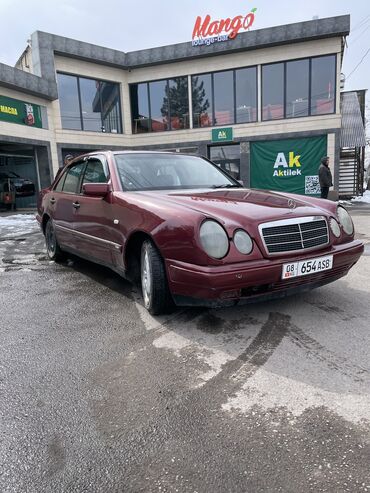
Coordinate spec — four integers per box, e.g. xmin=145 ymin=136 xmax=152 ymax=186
xmin=192 ymin=8 xmax=257 ymax=47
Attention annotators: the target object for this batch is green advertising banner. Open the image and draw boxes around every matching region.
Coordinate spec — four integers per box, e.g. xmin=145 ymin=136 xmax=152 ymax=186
xmin=250 ymin=136 xmax=327 ymax=196
xmin=0 ymin=95 xmax=43 ymax=128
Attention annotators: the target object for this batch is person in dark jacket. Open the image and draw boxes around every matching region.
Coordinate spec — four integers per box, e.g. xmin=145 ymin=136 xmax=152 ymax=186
xmin=318 ymin=156 xmax=333 ymax=199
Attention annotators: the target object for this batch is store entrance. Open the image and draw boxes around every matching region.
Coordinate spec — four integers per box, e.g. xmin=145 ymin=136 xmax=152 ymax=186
xmin=209 ymin=144 xmax=241 ymax=179
xmin=0 ymin=144 xmax=39 ymax=210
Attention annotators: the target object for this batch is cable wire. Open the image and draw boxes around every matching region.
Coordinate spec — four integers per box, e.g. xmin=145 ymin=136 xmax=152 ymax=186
xmin=346 ymin=46 xmax=370 ymax=80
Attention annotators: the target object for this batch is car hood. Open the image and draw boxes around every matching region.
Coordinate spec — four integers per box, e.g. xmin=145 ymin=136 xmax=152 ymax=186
xmin=134 ymin=188 xmax=332 ymax=227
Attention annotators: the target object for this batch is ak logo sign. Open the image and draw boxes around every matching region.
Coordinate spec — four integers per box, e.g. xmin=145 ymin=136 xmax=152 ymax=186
xmin=273 ymin=152 xmax=302 ymax=177
xmin=250 ymin=136 xmax=327 ymax=196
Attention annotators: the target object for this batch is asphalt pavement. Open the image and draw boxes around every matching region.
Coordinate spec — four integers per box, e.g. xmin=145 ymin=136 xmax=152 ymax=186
xmin=0 ymin=211 xmax=369 ymax=493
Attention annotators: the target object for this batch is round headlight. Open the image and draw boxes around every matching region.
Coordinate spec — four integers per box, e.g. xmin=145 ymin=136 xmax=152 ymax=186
xmin=234 ymin=229 xmax=253 ymax=254
xmin=329 ymin=218 xmax=341 ymax=238
xmin=337 ymin=206 xmax=354 ymax=235
xmin=200 ymin=220 xmax=229 ymax=259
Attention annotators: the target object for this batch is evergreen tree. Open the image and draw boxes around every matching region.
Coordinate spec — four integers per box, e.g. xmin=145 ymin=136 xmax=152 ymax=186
xmin=160 ymin=77 xmax=210 ymax=128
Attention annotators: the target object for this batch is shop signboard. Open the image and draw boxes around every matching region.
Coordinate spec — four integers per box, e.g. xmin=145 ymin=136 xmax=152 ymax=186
xmin=250 ymin=136 xmax=327 ymax=196
xmin=0 ymin=95 xmax=42 ymax=128
xmin=212 ymin=127 xmax=233 ymax=143
xmin=192 ymin=8 xmax=257 ymax=47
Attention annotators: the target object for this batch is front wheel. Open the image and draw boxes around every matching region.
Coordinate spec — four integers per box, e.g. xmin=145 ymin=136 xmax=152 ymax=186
xmin=45 ymin=219 xmax=65 ymax=262
xmin=140 ymin=240 xmax=173 ymax=315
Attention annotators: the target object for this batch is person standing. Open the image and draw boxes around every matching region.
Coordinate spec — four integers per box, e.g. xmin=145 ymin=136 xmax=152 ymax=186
xmin=318 ymin=156 xmax=333 ymax=199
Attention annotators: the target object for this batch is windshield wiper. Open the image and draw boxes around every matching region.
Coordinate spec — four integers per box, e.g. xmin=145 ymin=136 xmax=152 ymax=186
xmin=211 ymin=184 xmax=241 ymax=189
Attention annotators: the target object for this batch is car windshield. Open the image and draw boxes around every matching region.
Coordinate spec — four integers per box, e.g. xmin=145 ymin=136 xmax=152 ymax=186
xmin=114 ymin=153 xmax=239 ymax=191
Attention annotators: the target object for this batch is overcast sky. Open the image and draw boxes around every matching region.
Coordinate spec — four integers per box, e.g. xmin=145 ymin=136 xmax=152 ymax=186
xmin=0 ymin=0 xmax=369 ymax=99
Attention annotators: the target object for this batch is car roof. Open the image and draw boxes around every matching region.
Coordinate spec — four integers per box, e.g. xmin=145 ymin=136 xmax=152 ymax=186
xmin=68 ymin=150 xmax=198 ymax=162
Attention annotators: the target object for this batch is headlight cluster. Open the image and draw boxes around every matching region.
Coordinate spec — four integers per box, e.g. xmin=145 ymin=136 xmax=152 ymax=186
xmin=199 ymin=220 xmax=253 ymax=259
xmin=337 ymin=206 xmax=354 ymax=235
xmin=234 ymin=229 xmax=253 ymax=254
xmin=329 ymin=206 xmax=354 ymax=237
xmin=200 ymin=220 xmax=229 ymax=259
xmin=329 ymin=218 xmax=341 ymax=238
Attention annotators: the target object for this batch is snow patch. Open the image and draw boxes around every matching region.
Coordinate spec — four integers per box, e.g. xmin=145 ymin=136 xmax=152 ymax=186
xmin=0 ymin=214 xmax=38 ymax=238
xmin=351 ymin=190 xmax=370 ymax=204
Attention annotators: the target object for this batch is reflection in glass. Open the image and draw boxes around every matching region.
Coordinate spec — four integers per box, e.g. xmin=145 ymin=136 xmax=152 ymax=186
xmin=210 ymin=144 xmax=240 ymax=179
xmin=62 ymin=163 xmax=85 ymax=193
xmin=100 ymin=82 xmax=122 ymax=133
xmin=79 ymin=77 xmax=102 ymax=132
xmin=262 ymin=63 xmax=284 ymax=120
xmin=130 ymin=83 xmax=150 ymax=133
xmin=57 ymin=73 xmax=82 ymax=130
xmin=214 ymin=71 xmax=234 ymax=126
xmin=168 ymin=78 xmax=189 ymax=130
xmin=192 ymin=74 xmax=212 ymax=128
xmin=235 ymin=67 xmax=257 ymax=123
xmin=286 ymin=59 xmax=309 ymax=118
xmin=311 ymin=55 xmax=336 ymax=115
xmin=149 ymin=80 xmax=169 ymax=132
xmin=58 ymin=73 xmax=122 ymax=133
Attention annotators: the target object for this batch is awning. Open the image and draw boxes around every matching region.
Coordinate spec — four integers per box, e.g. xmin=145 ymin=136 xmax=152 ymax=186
xmin=340 ymin=91 xmax=367 ymax=148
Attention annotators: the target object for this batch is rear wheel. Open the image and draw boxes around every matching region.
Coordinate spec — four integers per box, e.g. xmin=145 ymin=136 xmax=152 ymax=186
xmin=45 ymin=219 xmax=65 ymax=262
xmin=140 ymin=240 xmax=173 ymax=315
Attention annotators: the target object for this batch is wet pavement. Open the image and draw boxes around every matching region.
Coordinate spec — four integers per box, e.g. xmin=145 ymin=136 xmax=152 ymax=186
xmin=0 ymin=212 xmax=370 ymax=492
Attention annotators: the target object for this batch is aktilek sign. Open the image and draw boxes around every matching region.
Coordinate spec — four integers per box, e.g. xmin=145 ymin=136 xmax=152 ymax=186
xmin=191 ymin=8 xmax=257 ymax=47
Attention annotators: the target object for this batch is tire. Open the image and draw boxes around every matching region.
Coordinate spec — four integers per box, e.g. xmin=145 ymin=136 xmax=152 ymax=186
xmin=45 ymin=219 xmax=65 ymax=262
xmin=140 ymin=239 xmax=173 ymax=315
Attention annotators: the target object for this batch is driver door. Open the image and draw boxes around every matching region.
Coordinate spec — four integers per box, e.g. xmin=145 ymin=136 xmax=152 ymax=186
xmin=72 ymin=156 xmax=117 ymax=266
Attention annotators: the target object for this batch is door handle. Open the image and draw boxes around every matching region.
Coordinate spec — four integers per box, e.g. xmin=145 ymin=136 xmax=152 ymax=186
xmin=50 ymin=197 xmax=56 ymax=204
xmin=72 ymin=202 xmax=80 ymax=209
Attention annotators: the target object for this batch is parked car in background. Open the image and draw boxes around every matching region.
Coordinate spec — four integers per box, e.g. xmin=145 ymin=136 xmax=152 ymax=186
xmin=0 ymin=177 xmax=16 ymax=210
xmin=37 ymin=151 xmax=363 ymax=315
xmin=0 ymin=171 xmax=35 ymax=197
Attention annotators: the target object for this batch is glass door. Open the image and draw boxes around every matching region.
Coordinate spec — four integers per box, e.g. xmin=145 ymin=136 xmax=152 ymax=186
xmin=209 ymin=144 xmax=240 ymax=179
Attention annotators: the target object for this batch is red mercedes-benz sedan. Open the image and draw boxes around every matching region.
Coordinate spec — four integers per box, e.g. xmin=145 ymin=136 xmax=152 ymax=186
xmin=37 ymin=151 xmax=363 ymax=315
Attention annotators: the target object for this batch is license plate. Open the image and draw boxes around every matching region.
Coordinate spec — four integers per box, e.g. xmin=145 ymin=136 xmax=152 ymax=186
xmin=281 ymin=255 xmax=333 ymax=280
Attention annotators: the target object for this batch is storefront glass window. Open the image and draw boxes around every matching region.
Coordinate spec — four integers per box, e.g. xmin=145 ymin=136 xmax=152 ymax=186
xmin=286 ymin=59 xmax=309 ymax=118
xmin=100 ymin=82 xmax=122 ymax=133
xmin=311 ymin=55 xmax=336 ymax=115
xmin=149 ymin=80 xmax=169 ymax=132
xmin=214 ymin=71 xmax=234 ymax=126
xmin=130 ymin=83 xmax=150 ymax=133
xmin=168 ymin=78 xmax=189 ymax=130
xmin=192 ymin=74 xmax=213 ymax=128
xmin=235 ymin=67 xmax=257 ymax=123
xmin=79 ymin=77 xmax=102 ymax=132
xmin=262 ymin=63 xmax=284 ymax=121
xmin=57 ymin=73 xmax=122 ymax=133
xmin=57 ymin=73 xmax=82 ymax=130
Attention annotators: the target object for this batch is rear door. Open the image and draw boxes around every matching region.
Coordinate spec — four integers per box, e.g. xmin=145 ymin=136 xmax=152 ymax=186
xmin=72 ymin=155 xmax=117 ymax=265
xmin=48 ymin=160 xmax=86 ymax=250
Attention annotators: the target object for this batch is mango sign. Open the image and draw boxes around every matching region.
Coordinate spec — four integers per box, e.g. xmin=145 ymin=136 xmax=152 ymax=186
xmin=192 ymin=8 xmax=257 ymax=47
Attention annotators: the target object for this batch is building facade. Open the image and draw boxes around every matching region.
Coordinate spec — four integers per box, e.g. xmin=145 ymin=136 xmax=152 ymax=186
xmin=0 ymin=15 xmax=356 ymax=208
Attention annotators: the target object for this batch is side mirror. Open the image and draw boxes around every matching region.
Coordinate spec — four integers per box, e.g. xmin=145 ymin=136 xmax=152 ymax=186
xmin=82 ymin=183 xmax=110 ymax=197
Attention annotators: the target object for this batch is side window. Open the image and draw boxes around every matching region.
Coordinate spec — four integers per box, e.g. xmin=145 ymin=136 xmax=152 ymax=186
xmin=62 ymin=162 xmax=86 ymax=194
xmin=54 ymin=170 xmax=67 ymax=192
xmin=82 ymin=158 xmax=109 ymax=184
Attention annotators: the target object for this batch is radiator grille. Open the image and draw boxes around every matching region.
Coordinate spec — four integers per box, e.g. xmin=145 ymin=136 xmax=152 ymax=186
xmin=260 ymin=217 xmax=329 ymax=255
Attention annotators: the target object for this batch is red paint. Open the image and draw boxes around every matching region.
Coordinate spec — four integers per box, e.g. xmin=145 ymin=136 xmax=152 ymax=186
xmin=192 ymin=10 xmax=256 ymax=40
xmin=37 ymin=151 xmax=363 ymax=308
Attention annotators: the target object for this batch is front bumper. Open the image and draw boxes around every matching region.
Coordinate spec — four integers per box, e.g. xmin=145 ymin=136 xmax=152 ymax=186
xmin=166 ymin=240 xmax=364 ymax=307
